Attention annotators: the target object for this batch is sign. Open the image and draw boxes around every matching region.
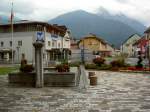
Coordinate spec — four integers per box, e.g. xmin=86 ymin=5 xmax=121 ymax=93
xmin=36 ymin=32 xmax=44 ymax=42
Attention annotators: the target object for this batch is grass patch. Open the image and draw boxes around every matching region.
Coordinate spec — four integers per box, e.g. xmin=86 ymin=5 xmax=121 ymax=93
xmin=0 ymin=66 xmax=19 ymax=75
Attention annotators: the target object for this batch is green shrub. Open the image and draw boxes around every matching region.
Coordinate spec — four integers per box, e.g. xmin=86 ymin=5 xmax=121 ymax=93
xmin=69 ymin=62 xmax=81 ymax=67
xmin=97 ymin=64 xmax=111 ymax=70
xmin=85 ymin=63 xmax=111 ymax=70
xmin=85 ymin=63 xmax=97 ymax=69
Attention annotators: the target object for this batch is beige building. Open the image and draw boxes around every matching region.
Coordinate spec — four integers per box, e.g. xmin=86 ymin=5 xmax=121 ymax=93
xmin=121 ymin=34 xmax=141 ymax=57
xmin=78 ymin=34 xmax=114 ymax=56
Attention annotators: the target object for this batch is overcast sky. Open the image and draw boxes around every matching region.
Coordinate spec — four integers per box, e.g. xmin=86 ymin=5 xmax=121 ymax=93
xmin=0 ymin=0 xmax=150 ymax=26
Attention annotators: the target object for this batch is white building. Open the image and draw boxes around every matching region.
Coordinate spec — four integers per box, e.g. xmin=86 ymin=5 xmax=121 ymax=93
xmin=121 ymin=34 xmax=141 ymax=57
xmin=0 ymin=20 xmax=71 ymax=63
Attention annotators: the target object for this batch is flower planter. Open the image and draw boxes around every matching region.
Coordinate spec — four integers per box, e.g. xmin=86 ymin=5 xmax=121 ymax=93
xmin=88 ymin=72 xmax=96 ymax=79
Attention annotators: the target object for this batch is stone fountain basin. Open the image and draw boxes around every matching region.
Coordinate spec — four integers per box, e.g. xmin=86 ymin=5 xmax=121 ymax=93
xmin=8 ymin=72 xmax=75 ymax=87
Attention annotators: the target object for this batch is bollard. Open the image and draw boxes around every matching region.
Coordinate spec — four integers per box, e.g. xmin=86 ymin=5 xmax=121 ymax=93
xmin=88 ymin=72 xmax=96 ymax=79
xmin=89 ymin=76 xmax=97 ymax=86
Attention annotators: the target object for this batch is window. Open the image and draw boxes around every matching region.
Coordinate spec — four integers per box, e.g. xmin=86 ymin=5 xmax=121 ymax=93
xmin=18 ymin=41 xmax=22 ymax=46
xmin=89 ymin=41 xmax=92 ymax=45
xmin=52 ymin=41 xmax=54 ymax=47
xmin=48 ymin=41 xmax=51 ymax=46
xmin=1 ymin=41 xmax=4 ymax=47
xmin=10 ymin=41 xmax=12 ymax=47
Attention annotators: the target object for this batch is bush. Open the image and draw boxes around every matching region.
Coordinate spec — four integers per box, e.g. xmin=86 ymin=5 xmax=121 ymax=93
xmin=110 ymin=59 xmax=125 ymax=67
xmin=97 ymin=64 xmax=111 ymax=70
xmin=136 ymin=56 xmax=143 ymax=69
xmin=85 ymin=63 xmax=111 ymax=70
xmin=69 ymin=62 xmax=81 ymax=67
xmin=85 ymin=63 xmax=97 ymax=69
xmin=20 ymin=64 xmax=34 ymax=73
xmin=56 ymin=64 xmax=70 ymax=72
xmin=93 ymin=57 xmax=105 ymax=66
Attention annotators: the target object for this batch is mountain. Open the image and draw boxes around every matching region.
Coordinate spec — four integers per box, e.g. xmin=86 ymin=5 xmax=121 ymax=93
xmin=49 ymin=10 xmax=146 ymax=48
xmin=0 ymin=15 xmax=9 ymax=24
xmin=97 ymin=7 xmax=146 ymax=34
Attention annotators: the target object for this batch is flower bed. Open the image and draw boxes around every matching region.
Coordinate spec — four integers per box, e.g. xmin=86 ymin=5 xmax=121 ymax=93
xmin=127 ymin=67 xmax=150 ymax=71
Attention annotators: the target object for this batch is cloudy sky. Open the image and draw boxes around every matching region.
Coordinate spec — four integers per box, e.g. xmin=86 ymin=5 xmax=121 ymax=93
xmin=0 ymin=0 xmax=150 ymax=26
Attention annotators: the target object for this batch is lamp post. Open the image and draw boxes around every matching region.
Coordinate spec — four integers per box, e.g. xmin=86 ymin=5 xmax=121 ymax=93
xmin=148 ymin=34 xmax=150 ymax=69
xmin=81 ymin=39 xmax=85 ymax=64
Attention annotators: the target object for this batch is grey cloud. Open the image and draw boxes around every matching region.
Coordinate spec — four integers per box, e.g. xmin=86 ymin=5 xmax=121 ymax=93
xmin=115 ymin=0 xmax=129 ymax=3
xmin=0 ymin=0 xmax=35 ymax=16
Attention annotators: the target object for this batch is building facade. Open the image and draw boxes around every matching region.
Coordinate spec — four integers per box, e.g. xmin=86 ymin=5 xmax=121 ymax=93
xmin=133 ymin=36 xmax=148 ymax=57
xmin=78 ymin=34 xmax=114 ymax=57
xmin=0 ymin=20 xmax=71 ymax=63
xmin=144 ymin=27 xmax=150 ymax=59
xmin=121 ymin=34 xmax=141 ymax=57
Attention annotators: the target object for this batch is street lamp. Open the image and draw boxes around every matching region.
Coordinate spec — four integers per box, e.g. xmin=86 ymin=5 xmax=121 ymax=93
xmin=81 ymin=39 xmax=85 ymax=64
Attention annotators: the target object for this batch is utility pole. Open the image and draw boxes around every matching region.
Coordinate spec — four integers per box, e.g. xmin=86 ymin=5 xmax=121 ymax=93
xmin=148 ymin=34 xmax=150 ymax=70
xmin=11 ymin=1 xmax=14 ymax=64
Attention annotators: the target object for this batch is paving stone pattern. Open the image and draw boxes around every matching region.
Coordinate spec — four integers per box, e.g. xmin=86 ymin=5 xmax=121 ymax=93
xmin=1 ymin=71 xmax=150 ymax=112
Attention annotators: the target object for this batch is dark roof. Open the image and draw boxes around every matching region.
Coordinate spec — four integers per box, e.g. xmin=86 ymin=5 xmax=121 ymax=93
xmin=0 ymin=20 xmax=47 ymax=25
xmin=0 ymin=20 xmax=67 ymax=32
xmin=0 ymin=20 xmax=67 ymax=36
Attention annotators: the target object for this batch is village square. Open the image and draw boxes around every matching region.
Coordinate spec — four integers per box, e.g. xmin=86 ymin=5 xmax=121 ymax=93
xmin=1 ymin=0 xmax=150 ymax=112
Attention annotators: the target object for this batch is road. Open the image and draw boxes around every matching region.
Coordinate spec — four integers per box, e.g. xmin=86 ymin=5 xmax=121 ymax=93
xmin=0 ymin=71 xmax=150 ymax=112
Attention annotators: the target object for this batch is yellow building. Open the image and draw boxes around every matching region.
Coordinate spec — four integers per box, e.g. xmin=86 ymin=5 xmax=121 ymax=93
xmin=78 ymin=34 xmax=112 ymax=56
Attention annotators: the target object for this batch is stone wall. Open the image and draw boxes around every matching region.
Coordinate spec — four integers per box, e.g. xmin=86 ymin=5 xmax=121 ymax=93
xmin=8 ymin=72 xmax=76 ymax=87
xmin=8 ymin=72 xmax=36 ymax=87
xmin=44 ymin=72 xmax=75 ymax=87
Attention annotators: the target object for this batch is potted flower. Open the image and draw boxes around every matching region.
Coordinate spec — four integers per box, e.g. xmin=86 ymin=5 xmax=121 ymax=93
xmin=56 ymin=64 xmax=70 ymax=72
xmin=20 ymin=64 xmax=34 ymax=73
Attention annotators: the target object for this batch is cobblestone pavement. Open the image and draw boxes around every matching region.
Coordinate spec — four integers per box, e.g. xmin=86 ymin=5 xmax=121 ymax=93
xmin=1 ymin=71 xmax=150 ymax=112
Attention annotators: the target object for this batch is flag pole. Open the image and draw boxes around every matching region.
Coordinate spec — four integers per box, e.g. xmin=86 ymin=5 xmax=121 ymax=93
xmin=11 ymin=1 xmax=14 ymax=64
